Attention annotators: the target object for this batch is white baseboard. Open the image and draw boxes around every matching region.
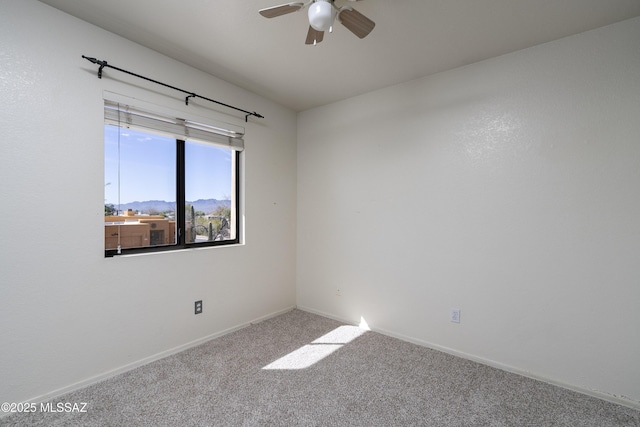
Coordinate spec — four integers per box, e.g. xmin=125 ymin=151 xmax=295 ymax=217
xmin=295 ymin=305 xmax=640 ymax=411
xmin=16 ymin=306 xmax=296 ymax=411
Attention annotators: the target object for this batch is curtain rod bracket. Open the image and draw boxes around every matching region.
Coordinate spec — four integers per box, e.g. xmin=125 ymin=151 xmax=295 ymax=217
xmin=98 ymin=60 xmax=107 ymax=79
xmin=82 ymin=55 xmax=264 ymax=120
xmin=185 ymin=93 xmax=197 ymax=106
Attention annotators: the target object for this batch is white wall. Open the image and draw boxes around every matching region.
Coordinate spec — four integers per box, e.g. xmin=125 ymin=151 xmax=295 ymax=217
xmin=297 ymin=17 xmax=640 ymax=406
xmin=0 ymin=0 xmax=297 ymax=404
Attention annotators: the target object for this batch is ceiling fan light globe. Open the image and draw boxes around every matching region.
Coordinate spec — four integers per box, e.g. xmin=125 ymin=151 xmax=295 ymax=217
xmin=308 ymin=0 xmax=334 ymax=32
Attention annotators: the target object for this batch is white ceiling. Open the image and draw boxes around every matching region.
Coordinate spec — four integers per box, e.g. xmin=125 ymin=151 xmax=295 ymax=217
xmin=38 ymin=0 xmax=640 ymax=112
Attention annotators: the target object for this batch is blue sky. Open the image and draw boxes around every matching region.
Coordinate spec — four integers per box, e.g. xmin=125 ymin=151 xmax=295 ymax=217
xmin=104 ymin=126 xmax=232 ymax=205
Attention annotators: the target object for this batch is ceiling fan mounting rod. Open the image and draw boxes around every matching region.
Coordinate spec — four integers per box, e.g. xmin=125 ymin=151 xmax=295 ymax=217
xmin=82 ymin=55 xmax=264 ymax=122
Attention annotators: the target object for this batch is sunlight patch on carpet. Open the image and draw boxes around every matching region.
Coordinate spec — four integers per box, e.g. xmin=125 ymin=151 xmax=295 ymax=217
xmin=263 ymin=324 xmax=368 ymax=370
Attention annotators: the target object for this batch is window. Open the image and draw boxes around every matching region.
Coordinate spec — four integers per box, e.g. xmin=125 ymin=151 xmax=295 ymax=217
xmin=104 ymin=100 xmax=242 ymax=257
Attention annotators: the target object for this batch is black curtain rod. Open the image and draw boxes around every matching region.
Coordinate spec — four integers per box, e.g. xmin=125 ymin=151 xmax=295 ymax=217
xmin=82 ymin=55 xmax=264 ymax=122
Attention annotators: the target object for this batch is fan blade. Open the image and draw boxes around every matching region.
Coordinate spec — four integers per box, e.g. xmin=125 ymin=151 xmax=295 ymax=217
xmin=338 ymin=7 xmax=375 ymax=38
xmin=305 ymin=26 xmax=324 ymax=45
xmin=259 ymin=2 xmax=305 ymax=18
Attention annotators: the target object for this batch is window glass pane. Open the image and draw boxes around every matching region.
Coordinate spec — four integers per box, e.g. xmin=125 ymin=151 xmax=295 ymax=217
xmin=104 ymin=125 xmax=177 ymax=250
xmin=184 ymin=141 xmax=235 ymax=244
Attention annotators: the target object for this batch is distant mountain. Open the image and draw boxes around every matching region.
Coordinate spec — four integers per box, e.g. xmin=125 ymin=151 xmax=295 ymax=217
xmin=188 ymin=199 xmax=231 ymax=213
xmin=115 ymin=199 xmax=230 ymax=214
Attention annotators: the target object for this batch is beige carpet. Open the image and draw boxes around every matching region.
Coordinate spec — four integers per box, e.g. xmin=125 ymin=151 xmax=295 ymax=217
xmin=2 ymin=309 xmax=639 ymax=426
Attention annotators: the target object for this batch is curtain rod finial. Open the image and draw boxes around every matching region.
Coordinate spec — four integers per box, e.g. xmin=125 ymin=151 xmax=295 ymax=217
xmin=246 ymin=112 xmax=264 ymax=122
xmin=83 ymin=55 xmax=107 ymax=78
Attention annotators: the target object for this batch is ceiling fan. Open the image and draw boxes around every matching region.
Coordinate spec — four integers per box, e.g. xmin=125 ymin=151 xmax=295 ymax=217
xmin=259 ymin=0 xmax=375 ymax=45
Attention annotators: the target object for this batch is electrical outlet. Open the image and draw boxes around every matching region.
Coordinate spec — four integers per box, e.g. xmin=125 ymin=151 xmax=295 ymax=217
xmin=195 ymin=300 xmax=203 ymax=315
xmin=336 ymin=288 xmax=342 ymax=297
xmin=450 ymin=308 xmax=460 ymax=323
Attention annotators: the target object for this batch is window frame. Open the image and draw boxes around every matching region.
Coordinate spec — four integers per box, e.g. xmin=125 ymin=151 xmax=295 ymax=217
xmin=104 ymin=100 xmax=242 ymax=258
